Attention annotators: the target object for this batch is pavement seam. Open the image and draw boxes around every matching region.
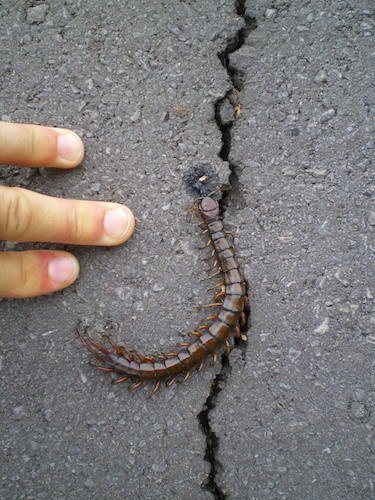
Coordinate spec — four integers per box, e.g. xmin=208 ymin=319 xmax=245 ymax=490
xmin=198 ymin=2 xmax=256 ymax=498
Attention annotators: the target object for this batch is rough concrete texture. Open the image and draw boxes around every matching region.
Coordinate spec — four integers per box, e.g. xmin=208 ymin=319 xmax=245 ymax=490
xmin=0 ymin=1 xmax=240 ymax=498
xmin=0 ymin=0 xmax=373 ymax=499
xmin=213 ymin=0 xmax=375 ymax=498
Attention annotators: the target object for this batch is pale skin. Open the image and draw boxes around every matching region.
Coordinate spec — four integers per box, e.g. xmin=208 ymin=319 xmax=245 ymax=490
xmin=0 ymin=121 xmax=135 ymax=298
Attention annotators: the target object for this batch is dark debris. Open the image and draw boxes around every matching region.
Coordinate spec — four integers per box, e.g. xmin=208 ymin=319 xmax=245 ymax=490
xmin=183 ymin=163 xmax=221 ymax=198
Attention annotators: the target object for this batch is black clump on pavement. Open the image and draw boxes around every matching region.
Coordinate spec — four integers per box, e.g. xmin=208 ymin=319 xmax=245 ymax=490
xmin=183 ymin=163 xmax=220 ymax=198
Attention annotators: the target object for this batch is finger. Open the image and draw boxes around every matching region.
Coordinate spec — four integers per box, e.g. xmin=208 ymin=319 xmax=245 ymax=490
xmin=0 ymin=187 xmax=135 ymax=246
xmin=0 ymin=250 xmax=79 ymax=298
xmin=0 ymin=121 xmax=84 ymax=168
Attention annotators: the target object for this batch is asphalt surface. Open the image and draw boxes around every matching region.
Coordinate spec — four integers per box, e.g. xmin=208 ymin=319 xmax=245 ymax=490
xmin=0 ymin=0 xmax=374 ymax=499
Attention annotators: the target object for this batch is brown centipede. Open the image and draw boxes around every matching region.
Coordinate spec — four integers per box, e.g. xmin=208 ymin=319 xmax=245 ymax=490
xmin=79 ymin=196 xmax=247 ymax=395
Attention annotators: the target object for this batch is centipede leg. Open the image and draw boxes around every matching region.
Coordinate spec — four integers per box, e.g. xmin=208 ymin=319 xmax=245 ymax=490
xmin=113 ymin=375 xmax=129 ymax=384
xmin=234 ymin=326 xmax=242 ymax=339
xmin=80 ymin=336 xmax=107 ymax=363
xmin=106 ymin=335 xmax=126 ymax=357
xmin=129 ymin=380 xmax=144 ymax=390
xmin=196 ymin=325 xmax=210 ymax=331
xmin=200 ymin=269 xmax=222 ymax=282
xmin=90 ymin=364 xmax=116 ymax=373
xmin=198 ymin=302 xmax=222 ymax=309
xmin=207 ymin=282 xmax=225 ymax=291
xmin=190 ymin=331 xmax=202 ymax=338
xmin=148 ymin=381 xmax=161 ymax=397
xmin=179 ymin=342 xmax=191 ymax=347
xmin=205 ymin=315 xmax=218 ymax=322
xmin=166 ymin=377 xmax=176 ymax=387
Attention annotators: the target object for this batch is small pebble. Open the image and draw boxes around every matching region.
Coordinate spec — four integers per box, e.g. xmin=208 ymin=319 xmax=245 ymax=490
xmin=84 ymin=478 xmax=94 ymax=488
xmin=369 ymin=212 xmax=375 ymax=226
xmin=68 ymin=446 xmax=81 ymax=456
xmin=13 ymin=405 xmax=24 ymax=418
xmin=152 ymin=463 xmax=167 ymax=473
xmin=27 ymin=5 xmax=49 ymax=24
xmin=314 ymin=318 xmax=329 ymax=334
xmin=265 ymin=8 xmax=277 ymax=20
xmin=130 ymin=107 xmax=141 ymax=122
xmin=314 ymin=69 xmax=328 ymax=84
xmin=348 ymin=401 xmax=368 ymax=421
xmin=320 ymin=108 xmax=336 ymax=124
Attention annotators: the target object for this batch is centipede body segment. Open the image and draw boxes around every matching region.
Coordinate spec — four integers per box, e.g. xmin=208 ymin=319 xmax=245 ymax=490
xmin=79 ymin=195 xmax=247 ymax=394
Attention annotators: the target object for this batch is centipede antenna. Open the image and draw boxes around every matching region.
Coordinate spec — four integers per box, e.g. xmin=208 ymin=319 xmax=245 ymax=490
xmin=207 ymin=187 xmax=222 ymax=198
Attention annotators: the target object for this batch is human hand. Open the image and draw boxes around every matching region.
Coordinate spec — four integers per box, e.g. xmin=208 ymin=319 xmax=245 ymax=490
xmin=0 ymin=121 xmax=135 ymax=298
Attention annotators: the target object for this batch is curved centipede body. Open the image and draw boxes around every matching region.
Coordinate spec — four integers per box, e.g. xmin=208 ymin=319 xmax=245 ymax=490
xmin=79 ymin=196 xmax=247 ymax=395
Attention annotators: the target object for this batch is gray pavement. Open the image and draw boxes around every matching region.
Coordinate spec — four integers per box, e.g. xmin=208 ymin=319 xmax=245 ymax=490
xmin=0 ymin=0 xmax=374 ymax=499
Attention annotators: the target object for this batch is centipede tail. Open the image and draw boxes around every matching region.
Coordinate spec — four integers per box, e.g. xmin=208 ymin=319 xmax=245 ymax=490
xmin=80 ymin=196 xmax=247 ymax=393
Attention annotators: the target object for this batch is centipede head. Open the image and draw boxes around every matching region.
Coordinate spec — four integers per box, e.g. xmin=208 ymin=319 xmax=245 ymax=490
xmin=198 ymin=197 xmax=220 ymax=220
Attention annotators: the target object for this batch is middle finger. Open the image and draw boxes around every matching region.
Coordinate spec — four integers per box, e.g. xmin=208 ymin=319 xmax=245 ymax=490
xmin=0 ymin=187 xmax=135 ymax=246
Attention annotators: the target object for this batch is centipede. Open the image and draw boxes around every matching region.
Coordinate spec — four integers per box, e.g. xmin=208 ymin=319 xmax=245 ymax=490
xmin=79 ymin=195 xmax=248 ymax=396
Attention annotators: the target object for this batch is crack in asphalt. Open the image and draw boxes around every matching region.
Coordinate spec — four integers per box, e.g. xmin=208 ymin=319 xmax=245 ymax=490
xmin=198 ymin=2 xmax=256 ymax=498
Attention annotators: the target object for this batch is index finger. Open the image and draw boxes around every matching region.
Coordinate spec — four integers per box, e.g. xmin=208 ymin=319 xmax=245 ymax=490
xmin=0 ymin=121 xmax=84 ymax=168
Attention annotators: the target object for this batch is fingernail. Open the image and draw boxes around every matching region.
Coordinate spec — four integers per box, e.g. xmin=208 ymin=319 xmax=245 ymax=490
xmin=104 ymin=208 xmax=131 ymax=239
xmin=48 ymin=256 xmax=78 ymax=284
xmin=57 ymin=132 xmax=83 ymax=162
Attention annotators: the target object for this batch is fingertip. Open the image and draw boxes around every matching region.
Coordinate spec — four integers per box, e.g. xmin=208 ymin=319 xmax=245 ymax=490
xmin=47 ymin=254 xmax=80 ymax=287
xmin=102 ymin=205 xmax=136 ymax=245
xmin=0 ymin=250 xmax=80 ymax=298
xmin=55 ymin=130 xmax=85 ymax=168
xmin=0 ymin=122 xmax=85 ymax=168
